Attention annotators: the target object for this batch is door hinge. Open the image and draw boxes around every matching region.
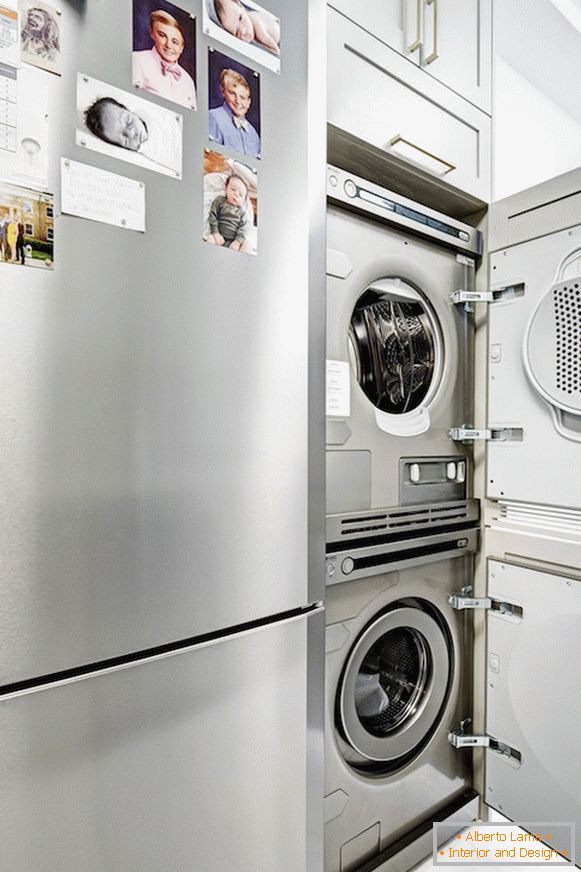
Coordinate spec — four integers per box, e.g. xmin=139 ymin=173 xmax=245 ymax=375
xmin=449 ymin=426 xmax=523 ymax=443
xmin=449 ymin=587 xmax=523 ymax=617
xmin=451 ymin=285 xmax=524 ymax=306
xmin=451 ymin=290 xmax=493 ymax=305
xmin=449 ymin=593 xmax=492 ymax=610
xmin=448 ymin=730 xmax=521 ymax=761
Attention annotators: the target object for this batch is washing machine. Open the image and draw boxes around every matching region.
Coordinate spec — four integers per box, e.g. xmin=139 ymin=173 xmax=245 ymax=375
xmin=326 ymin=165 xmax=482 ymax=525
xmin=324 ymin=549 xmax=478 ymax=872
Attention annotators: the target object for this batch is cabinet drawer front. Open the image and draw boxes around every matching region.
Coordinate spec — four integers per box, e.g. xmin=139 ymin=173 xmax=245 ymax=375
xmin=328 ymin=10 xmax=491 ymax=202
xmin=328 ymin=0 xmax=421 ymax=62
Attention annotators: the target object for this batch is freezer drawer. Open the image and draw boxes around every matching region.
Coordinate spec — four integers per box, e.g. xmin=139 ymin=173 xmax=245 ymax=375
xmin=0 ymin=612 xmax=323 ymax=872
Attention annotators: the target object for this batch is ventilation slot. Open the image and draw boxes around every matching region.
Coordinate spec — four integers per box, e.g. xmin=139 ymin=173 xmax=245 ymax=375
xmin=341 ymin=524 xmax=388 ymax=535
xmin=341 ymin=514 xmax=388 ymax=525
xmin=554 ymin=283 xmax=581 ymax=396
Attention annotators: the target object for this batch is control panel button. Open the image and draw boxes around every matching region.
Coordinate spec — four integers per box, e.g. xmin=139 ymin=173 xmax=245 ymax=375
xmin=341 ymin=557 xmax=355 ymax=575
xmin=447 ymin=462 xmax=457 ymax=481
xmin=344 ymin=179 xmax=357 ymax=198
xmin=328 ymin=174 xmax=338 ymax=188
xmin=410 ymin=463 xmax=421 ymax=483
xmin=457 ymin=461 xmax=466 ymax=483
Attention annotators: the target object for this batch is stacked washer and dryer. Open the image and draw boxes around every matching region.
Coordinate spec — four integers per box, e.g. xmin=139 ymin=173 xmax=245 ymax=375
xmin=324 ymin=166 xmax=482 ymax=872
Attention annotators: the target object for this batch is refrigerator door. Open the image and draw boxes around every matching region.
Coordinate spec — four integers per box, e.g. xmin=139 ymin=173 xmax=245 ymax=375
xmin=0 ymin=0 xmax=325 ymax=685
xmin=0 ymin=611 xmax=324 ymax=872
xmin=484 ymin=561 xmax=581 ymax=850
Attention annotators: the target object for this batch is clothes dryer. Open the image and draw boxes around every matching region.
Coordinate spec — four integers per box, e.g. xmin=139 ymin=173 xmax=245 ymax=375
xmin=324 ymin=551 xmax=478 ymax=872
xmin=326 ymin=165 xmax=482 ymax=523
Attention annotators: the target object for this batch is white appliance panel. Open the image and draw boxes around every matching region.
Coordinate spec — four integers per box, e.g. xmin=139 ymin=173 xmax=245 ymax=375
xmin=487 ymin=220 xmax=581 ymax=510
xmin=485 ymin=561 xmax=581 ymax=847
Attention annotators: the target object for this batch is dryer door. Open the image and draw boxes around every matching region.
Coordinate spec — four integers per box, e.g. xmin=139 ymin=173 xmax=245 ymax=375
xmin=487 ymin=227 xmax=581 ymax=511
xmin=484 ymin=560 xmax=581 ymax=851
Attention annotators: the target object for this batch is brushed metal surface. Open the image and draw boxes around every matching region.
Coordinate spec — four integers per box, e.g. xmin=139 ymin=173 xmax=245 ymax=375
xmin=324 ymin=556 xmax=474 ymax=872
xmin=0 ymin=0 xmax=324 ymax=684
xmin=0 ymin=613 xmax=319 ymax=872
xmin=326 ymin=201 xmax=474 ymax=514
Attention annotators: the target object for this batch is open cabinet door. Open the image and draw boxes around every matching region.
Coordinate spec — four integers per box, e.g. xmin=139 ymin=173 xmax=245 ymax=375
xmin=485 ymin=560 xmax=581 ymax=853
xmin=486 ymin=170 xmax=581 ymax=516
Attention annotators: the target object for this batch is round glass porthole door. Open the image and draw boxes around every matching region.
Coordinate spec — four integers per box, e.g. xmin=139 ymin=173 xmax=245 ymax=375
xmin=349 ymin=279 xmax=442 ymax=416
xmin=337 ymin=602 xmax=452 ymax=773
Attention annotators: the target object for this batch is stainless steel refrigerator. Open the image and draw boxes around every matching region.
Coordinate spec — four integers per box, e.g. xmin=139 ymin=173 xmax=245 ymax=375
xmin=0 ymin=1 xmax=326 ymax=869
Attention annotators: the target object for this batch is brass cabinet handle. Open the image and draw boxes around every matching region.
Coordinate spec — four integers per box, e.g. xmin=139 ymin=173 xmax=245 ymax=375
xmin=387 ymin=135 xmax=456 ymax=176
xmin=424 ymin=0 xmax=440 ymax=64
xmin=407 ymin=0 xmax=424 ymax=52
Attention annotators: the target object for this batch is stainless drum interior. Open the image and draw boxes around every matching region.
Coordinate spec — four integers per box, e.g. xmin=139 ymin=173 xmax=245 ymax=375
xmin=337 ymin=600 xmax=452 ymax=773
xmin=349 ymin=279 xmax=442 ymax=415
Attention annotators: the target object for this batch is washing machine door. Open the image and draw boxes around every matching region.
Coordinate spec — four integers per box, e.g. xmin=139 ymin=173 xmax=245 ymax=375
xmin=484 ymin=560 xmax=581 ymax=858
xmin=337 ymin=601 xmax=452 ymax=772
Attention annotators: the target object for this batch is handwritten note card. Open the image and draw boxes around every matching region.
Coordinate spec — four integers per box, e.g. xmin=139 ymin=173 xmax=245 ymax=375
xmin=60 ymin=158 xmax=146 ymax=232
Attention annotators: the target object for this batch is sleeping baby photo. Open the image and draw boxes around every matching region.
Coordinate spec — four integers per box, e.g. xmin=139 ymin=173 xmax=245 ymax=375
xmin=203 ymin=149 xmax=258 ymax=256
xmin=203 ymin=0 xmax=280 ymax=74
xmin=76 ymin=74 xmax=183 ymax=179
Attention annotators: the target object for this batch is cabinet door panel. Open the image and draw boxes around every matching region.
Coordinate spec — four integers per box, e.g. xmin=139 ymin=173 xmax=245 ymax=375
xmin=328 ymin=9 xmax=491 ymax=202
xmin=422 ymin=0 xmax=492 ymax=113
xmin=328 ymin=0 xmax=421 ymax=62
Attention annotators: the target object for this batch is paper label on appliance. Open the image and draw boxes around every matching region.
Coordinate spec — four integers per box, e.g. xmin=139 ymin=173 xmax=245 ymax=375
xmin=0 ymin=4 xmax=19 ymax=69
xmin=456 ymin=253 xmax=475 ymax=267
xmin=60 ymin=159 xmax=146 ymax=232
xmin=326 ymin=359 xmax=350 ymax=418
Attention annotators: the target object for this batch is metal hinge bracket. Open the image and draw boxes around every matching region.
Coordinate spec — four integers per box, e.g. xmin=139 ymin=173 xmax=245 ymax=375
xmin=448 ymin=730 xmax=521 ymax=761
xmin=451 ymin=290 xmax=493 ymax=305
xmin=449 ymin=588 xmax=522 ymax=617
xmin=449 ymin=593 xmax=492 ymax=610
xmin=451 ymin=285 xmax=524 ymax=306
xmin=449 ymin=426 xmax=522 ymax=443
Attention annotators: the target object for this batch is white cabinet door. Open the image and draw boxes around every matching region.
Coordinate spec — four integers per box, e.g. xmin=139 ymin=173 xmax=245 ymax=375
xmin=421 ymin=0 xmax=492 ymax=113
xmin=328 ymin=9 xmax=491 ymax=202
xmin=328 ymin=0 xmax=423 ymax=62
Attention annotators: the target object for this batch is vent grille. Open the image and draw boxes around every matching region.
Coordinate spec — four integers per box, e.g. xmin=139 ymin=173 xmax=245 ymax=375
xmin=326 ymin=503 xmax=478 ymax=553
xmin=554 ymin=283 xmax=581 ymax=395
xmin=339 ymin=503 xmax=468 ymax=535
xmin=498 ymin=501 xmax=581 ymax=537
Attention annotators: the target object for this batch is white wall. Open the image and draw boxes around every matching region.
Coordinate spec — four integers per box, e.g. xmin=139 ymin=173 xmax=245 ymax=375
xmin=493 ymin=56 xmax=581 ymax=200
xmin=493 ymin=0 xmax=581 ymax=200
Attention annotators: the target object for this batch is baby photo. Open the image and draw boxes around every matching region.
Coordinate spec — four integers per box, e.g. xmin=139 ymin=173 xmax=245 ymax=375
xmin=208 ymin=49 xmax=261 ymax=159
xmin=133 ymin=0 xmax=197 ymax=111
xmin=76 ymin=74 xmax=183 ymax=179
xmin=203 ymin=149 xmax=257 ymax=256
xmin=203 ymin=0 xmax=280 ymax=74
xmin=19 ymin=0 xmax=62 ymax=76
